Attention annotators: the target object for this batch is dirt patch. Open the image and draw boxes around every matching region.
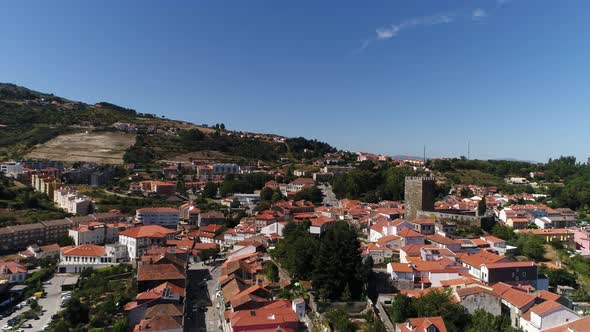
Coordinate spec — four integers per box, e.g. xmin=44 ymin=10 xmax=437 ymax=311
xmin=27 ymin=131 xmax=135 ymax=164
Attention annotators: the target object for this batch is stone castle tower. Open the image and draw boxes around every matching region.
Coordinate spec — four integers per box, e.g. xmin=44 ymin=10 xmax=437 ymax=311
xmin=404 ymin=176 xmax=436 ymax=221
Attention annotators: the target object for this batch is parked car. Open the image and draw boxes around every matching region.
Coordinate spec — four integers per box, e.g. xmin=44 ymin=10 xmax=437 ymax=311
xmin=22 ymin=324 xmax=32 ymax=328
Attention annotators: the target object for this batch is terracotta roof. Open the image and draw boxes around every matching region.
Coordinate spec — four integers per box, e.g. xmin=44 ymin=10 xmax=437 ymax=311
xmin=456 ymin=285 xmax=499 ymax=298
xmin=427 ymin=234 xmax=461 ymax=246
xmin=144 ymin=303 xmax=183 ymax=319
xmin=484 ymin=261 xmax=535 ymax=269
xmin=62 ymin=244 xmax=105 ymax=257
xmin=230 ymin=301 xmax=298 ymax=330
xmin=390 ymin=262 xmax=414 ymax=273
xmin=399 ymin=228 xmax=425 ymax=238
xmin=0 ymin=261 xmax=26 ymax=274
xmin=396 ymin=316 xmax=448 ymax=332
xmin=543 ymin=316 xmax=590 ymax=332
xmin=139 ymin=314 xmax=182 ymax=331
xmin=412 ymin=217 xmax=435 ymax=225
xmin=499 ymin=288 xmax=536 ymax=309
xmin=529 ymin=300 xmax=563 ymax=316
xmin=376 ymin=234 xmax=400 ymax=245
xmin=460 ymin=251 xmax=507 ymax=267
xmin=137 ymin=264 xmax=185 ymax=282
xmin=536 ymin=290 xmax=561 ymax=302
xmin=136 ymin=281 xmax=185 ymax=300
xmin=119 ymin=225 xmax=176 ymax=238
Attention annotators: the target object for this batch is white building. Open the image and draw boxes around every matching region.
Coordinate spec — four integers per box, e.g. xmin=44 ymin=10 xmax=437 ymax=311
xmin=58 ymin=244 xmax=128 ymax=273
xmin=519 ymin=300 xmax=581 ymax=332
xmin=0 ymin=261 xmax=27 ymax=283
xmin=0 ymin=161 xmax=23 ymax=178
xmin=53 ymin=188 xmax=92 ymax=215
xmin=135 ymin=208 xmax=180 ymax=228
xmin=118 ymin=225 xmax=176 ymax=260
xmin=69 ymin=222 xmax=135 ymax=245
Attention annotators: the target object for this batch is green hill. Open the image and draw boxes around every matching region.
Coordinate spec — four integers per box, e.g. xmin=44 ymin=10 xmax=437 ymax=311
xmin=0 ymin=83 xmax=336 ymax=163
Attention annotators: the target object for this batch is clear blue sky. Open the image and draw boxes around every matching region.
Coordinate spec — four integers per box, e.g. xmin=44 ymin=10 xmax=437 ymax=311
xmin=1 ymin=1 xmax=589 ymax=162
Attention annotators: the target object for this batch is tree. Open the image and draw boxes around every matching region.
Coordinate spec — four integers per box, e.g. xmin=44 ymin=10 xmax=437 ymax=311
xmin=179 ymin=128 xmax=204 ymax=143
xmin=53 ymin=321 xmax=70 ymax=332
xmin=260 ymin=187 xmax=274 ymax=201
xmin=112 ymin=317 xmax=129 ymax=332
xmin=325 ymin=307 xmax=355 ymax=332
xmin=491 ymin=224 xmax=516 ymax=241
xmin=64 ymin=297 xmax=90 ymax=326
xmin=264 ymin=262 xmax=279 ymax=283
xmin=58 ymin=235 xmax=75 ymax=246
xmin=312 ymin=221 xmax=367 ymax=301
xmin=478 ymin=197 xmax=487 ymax=216
xmin=516 ymin=233 xmax=545 ymax=261
xmin=389 ymin=294 xmax=416 ymax=323
xmin=202 ymin=182 xmax=218 ymax=198
xmin=294 ymin=186 xmax=323 ymax=204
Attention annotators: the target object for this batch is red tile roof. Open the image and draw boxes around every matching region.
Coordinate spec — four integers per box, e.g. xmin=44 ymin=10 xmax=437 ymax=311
xmin=137 ymin=264 xmax=185 ymax=282
xmin=396 ymin=316 xmax=447 ymax=332
xmin=119 ymin=225 xmax=176 ymax=238
xmin=543 ymin=316 xmax=590 ymax=332
xmin=62 ymin=244 xmax=105 ymax=257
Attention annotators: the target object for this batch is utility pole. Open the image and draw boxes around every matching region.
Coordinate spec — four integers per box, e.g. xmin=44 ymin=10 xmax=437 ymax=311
xmin=423 ymin=145 xmax=426 ymax=163
xmin=467 ymin=140 xmax=470 ymax=160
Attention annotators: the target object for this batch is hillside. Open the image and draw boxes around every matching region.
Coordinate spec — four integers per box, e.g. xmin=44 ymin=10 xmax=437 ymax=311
xmin=0 ymin=83 xmax=336 ymax=163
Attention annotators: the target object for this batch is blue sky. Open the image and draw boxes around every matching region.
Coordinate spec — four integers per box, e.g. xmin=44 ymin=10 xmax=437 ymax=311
xmin=1 ymin=1 xmax=589 ymax=162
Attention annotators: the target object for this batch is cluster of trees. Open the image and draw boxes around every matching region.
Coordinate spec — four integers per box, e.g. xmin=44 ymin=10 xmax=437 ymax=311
xmin=271 ymin=221 xmax=371 ymax=301
xmin=332 ymin=163 xmax=416 ymax=202
xmin=285 ymin=137 xmax=336 ymax=159
xmin=293 ymin=186 xmax=323 ymax=204
xmin=428 ymin=158 xmax=538 ymax=178
xmin=218 ymin=173 xmax=274 ymax=197
xmin=51 ymin=264 xmax=135 ymax=331
xmin=491 ymin=224 xmax=546 ymax=261
xmin=390 ymin=291 xmax=519 ymax=332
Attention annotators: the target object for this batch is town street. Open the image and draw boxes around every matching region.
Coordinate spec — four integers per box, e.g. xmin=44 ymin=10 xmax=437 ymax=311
xmin=186 ymin=262 xmax=222 ymax=332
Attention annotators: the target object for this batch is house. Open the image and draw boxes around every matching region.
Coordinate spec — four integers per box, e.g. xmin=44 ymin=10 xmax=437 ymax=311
xmin=0 ymin=261 xmax=27 ymax=283
xmin=493 ymin=282 xmax=538 ymax=327
xmin=542 ymin=316 xmax=590 ymax=332
xmin=412 ymin=217 xmax=436 ymax=235
xmin=118 ymin=226 xmax=177 ymax=260
xmin=58 ymin=244 xmax=128 ymax=273
xmin=519 ymin=300 xmax=582 ymax=332
xmin=18 ymin=244 xmax=60 ymax=259
xmin=426 ymin=234 xmax=462 ymax=252
xmin=198 ymin=211 xmax=225 ymax=227
xmin=398 ymin=228 xmax=426 ymax=246
xmin=362 ymin=243 xmax=393 ymax=264
xmin=137 ymin=263 xmax=186 ymax=292
xmin=227 ymin=300 xmax=300 ymax=332
xmin=309 ymin=216 xmax=336 ymax=235
xmin=515 ymin=229 xmax=575 ymax=249
xmin=136 ymin=208 xmax=180 ymax=229
xmin=453 ymin=285 xmax=502 ymax=315
xmin=459 ymin=251 xmax=510 ymax=281
xmin=480 ymin=261 xmax=541 ymax=289
xmin=395 ymin=316 xmax=447 ymax=332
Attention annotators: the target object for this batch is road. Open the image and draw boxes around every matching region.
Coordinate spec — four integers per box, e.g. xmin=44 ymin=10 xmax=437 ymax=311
xmin=29 ymin=274 xmax=68 ymax=332
xmin=319 ymin=183 xmax=339 ymax=207
xmin=0 ymin=274 xmax=67 ymax=332
xmin=185 ymin=262 xmax=222 ymax=332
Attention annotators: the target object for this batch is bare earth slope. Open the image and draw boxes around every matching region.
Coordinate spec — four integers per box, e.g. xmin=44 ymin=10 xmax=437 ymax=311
xmin=27 ymin=131 xmax=135 ymax=164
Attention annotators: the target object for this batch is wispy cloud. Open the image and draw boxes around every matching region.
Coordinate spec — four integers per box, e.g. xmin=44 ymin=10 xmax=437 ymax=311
xmin=375 ymin=13 xmax=455 ymax=40
xmin=354 ymin=5 xmax=502 ymax=54
xmin=472 ymin=8 xmax=487 ymax=20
